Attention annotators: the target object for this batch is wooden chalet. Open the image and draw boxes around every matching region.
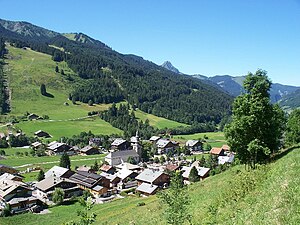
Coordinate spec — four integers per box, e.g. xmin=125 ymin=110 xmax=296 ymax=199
xmin=79 ymin=145 xmax=100 ymax=155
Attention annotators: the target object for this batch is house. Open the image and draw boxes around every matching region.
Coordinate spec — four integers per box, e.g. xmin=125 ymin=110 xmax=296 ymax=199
xmin=31 ymin=141 xmax=44 ymax=150
xmin=111 ymin=138 xmax=130 ymax=151
xmin=89 ymin=138 xmax=101 ymax=147
xmin=210 ymin=147 xmax=225 ymax=156
xmin=136 ymin=182 xmax=159 ymax=196
xmin=44 ymin=166 xmax=74 ymax=179
xmin=0 ymin=164 xmax=18 ymax=175
xmin=100 ymin=164 xmax=116 ymax=175
xmin=149 ymin=136 xmax=161 ymax=143
xmin=185 ymin=140 xmax=203 ymax=151
xmin=34 ymin=130 xmax=51 ymax=138
xmin=27 ymin=113 xmax=39 ymax=120
xmin=76 ymin=165 xmax=94 ymax=173
xmin=105 ymin=150 xmax=140 ymax=166
xmin=0 ymin=173 xmax=38 ymax=213
xmin=135 ymin=169 xmax=170 ymax=187
xmin=181 ymin=166 xmax=210 ymax=181
xmin=156 ymin=139 xmax=179 ymax=154
xmin=79 ymin=145 xmax=100 ymax=155
xmin=221 ymin=144 xmax=230 ymax=152
xmin=100 ymin=172 xmax=120 ymax=188
xmin=68 ymin=171 xmax=110 ymax=197
xmin=218 ymin=153 xmax=235 ymax=165
xmin=165 ymin=164 xmax=180 ymax=173
xmin=115 ymin=169 xmax=138 ymax=190
xmin=46 ymin=142 xmax=74 ymax=156
xmin=34 ymin=177 xmax=82 ymax=204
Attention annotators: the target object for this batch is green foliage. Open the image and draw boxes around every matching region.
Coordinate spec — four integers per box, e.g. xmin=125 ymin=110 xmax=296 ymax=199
xmin=52 ymin=188 xmax=64 ymax=205
xmin=37 ymin=169 xmax=45 ymax=181
xmin=59 ymin=152 xmax=71 ymax=169
xmin=225 ymin=69 xmax=286 ymax=168
xmin=189 ymin=166 xmax=200 ymax=182
xmin=285 ymin=108 xmax=300 ymax=146
xmin=0 ymin=204 xmax=12 ymax=217
xmin=91 ymin=161 xmax=99 ymax=171
xmin=159 ymin=155 xmax=166 ymax=164
xmin=158 ymin=171 xmax=190 ymax=225
xmin=126 ymin=156 xmax=136 ymax=165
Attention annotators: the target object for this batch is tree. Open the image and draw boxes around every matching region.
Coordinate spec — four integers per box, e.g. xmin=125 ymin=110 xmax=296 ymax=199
xmin=59 ymin=152 xmax=71 ymax=169
xmin=225 ymin=69 xmax=285 ymax=169
xmin=158 ymin=171 xmax=191 ymax=225
xmin=55 ymin=65 xmax=59 ymax=73
xmin=285 ymin=109 xmax=300 ymax=146
xmin=40 ymin=84 xmax=47 ymax=96
xmin=91 ymin=161 xmax=99 ymax=171
xmin=160 ymin=155 xmax=166 ymax=164
xmin=88 ymin=99 xmax=93 ymax=106
xmin=199 ymin=155 xmax=206 ymax=167
xmin=37 ymin=169 xmax=45 ymax=181
xmin=52 ymin=188 xmax=64 ymax=205
xmin=189 ymin=166 xmax=200 ymax=182
xmin=153 ymin=157 xmax=159 ymax=163
xmin=127 ymin=156 xmax=136 ymax=164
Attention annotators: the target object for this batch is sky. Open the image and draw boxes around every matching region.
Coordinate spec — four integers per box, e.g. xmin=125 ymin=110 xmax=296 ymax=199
xmin=1 ymin=0 xmax=300 ymax=86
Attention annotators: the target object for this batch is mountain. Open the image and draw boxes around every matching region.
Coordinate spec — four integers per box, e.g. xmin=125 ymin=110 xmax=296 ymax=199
xmin=161 ymin=61 xmax=180 ymax=74
xmin=279 ymin=88 xmax=300 ymax=110
xmin=0 ymin=18 xmax=233 ymax=125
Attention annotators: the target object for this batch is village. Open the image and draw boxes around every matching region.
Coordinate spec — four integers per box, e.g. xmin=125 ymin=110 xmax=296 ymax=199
xmin=0 ymin=129 xmax=234 ymax=215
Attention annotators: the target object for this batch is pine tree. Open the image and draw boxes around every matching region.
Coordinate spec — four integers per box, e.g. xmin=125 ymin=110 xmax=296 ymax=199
xmin=59 ymin=152 xmax=71 ymax=169
xmin=52 ymin=188 xmax=64 ymax=205
xmin=189 ymin=166 xmax=200 ymax=182
xmin=37 ymin=169 xmax=45 ymax=181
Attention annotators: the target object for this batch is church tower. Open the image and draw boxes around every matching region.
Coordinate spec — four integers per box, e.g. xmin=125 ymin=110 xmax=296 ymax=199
xmin=131 ymin=130 xmax=141 ymax=158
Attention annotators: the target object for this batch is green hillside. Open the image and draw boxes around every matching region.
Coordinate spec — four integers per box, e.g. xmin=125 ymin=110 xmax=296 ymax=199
xmin=2 ymin=45 xmax=122 ymax=138
xmin=1 ymin=147 xmax=298 ymax=225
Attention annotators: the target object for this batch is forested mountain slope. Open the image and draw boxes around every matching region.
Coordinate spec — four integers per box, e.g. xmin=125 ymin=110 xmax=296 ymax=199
xmin=0 ymin=18 xmax=233 ymax=125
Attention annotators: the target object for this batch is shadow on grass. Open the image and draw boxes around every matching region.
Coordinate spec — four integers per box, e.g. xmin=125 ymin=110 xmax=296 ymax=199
xmin=271 ymin=145 xmax=300 ymax=162
xmin=42 ymin=92 xmax=54 ymax=98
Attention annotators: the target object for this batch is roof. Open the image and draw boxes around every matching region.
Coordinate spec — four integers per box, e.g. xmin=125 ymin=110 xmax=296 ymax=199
xmin=156 ymin=139 xmax=171 ymax=148
xmin=165 ymin=164 xmax=179 ymax=172
xmin=210 ymin=147 xmax=223 ymax=155
xmin=69 ymin=171 xmax=103 ymax=188
xmin=45 ymin=166 xmax=70 ymax=178
xmin=0 ymin=173 xmax=22 ymax=181
xmin=116 ymin=162 xmax=140 ymax=171
xmin=136 ymin=182 xmax=158 ymax=194
xmin=100 ymin=164 xmax=113 ymax=172
xmin=92 ymin=185 xmax=105 ymax=192
xmin=185 ymin=140 xmax=200 ymax=147
xmin=181 ymin=166 xmax=210 ymax=179
xmin=31 ymin=141 xmax=42 ymax=148
xmin=34 ymin=130 xmax=50 ymax=136
xmin=8 ymin=196 xmax=37 ymax=205
xmin=106 ymin=150 xmax=139 ymax=159
xmin=111 ymin=138 xmax=127 ymax=146
xmin=115 ymin=169 xmax=135 ymax=180
xmin=135 ymin=169 xmax=164 ymax=183
xmin=77 ymin=165 xmax=92 ymax=172
xmin=80 ymin=145 xmax=97 ymax=153
xmin=222 ymin=145 xmax=230 ymax=151
xmin=149 ymin=136 xmax=161 ymax=141
xmin=47 ymin=142 xmax=66 ymax=150
xmin=100 ymin=172 xmax=118 ymax=182
xmin=218 ymin=154 xmax=235 ymax=164
xmin=35 ymin=177 xmax=74 ymax=191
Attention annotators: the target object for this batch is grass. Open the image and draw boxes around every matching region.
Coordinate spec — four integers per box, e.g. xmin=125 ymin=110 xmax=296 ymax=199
xmin=1 ymin=147 xmax=299 ymax=224
xmin=134 ymin=109 xmax=189 ymax=129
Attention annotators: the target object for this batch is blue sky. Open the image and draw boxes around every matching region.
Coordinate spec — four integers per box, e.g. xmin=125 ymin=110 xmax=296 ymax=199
xmin=1 ymin=0 xmax=300 ymax=86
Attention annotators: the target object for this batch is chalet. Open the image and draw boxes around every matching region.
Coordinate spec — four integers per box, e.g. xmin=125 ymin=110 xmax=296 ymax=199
xmin=218 ymin=153 xmax=235 ymax=165
xmin=111 ymin=138 xmax=130 ymax=151
xmin=34 ymin=130 xmax=51 ymax=138
xmin=100 ymin=164 xmax=116 ymax=175
xmin=165 ymin=164 xmax=180 ymax=173
xmin=0 ymin=173 xmax=38 ymax=213
xmin=185 ymin=140 xmax=203 ymax=151
xmin=156 ymin=139 xmax=179 ymax=154
xmin=115 ymin=169 xmax=138 ymax=190
xmin=76 ymin=165 xmax=94 ymax=173
xmin=35 ymin=177 xmax=81 ymax=204
xmin=135 ymin=169 xmax=170 ymax=187
xmin=44 ymin=166 xmax=74 ymax=179
xmin=79 ymin=145 xmax=100 ymax=155
xmin=149 ymin=136 xmax=161 ymax=143
xmin=136 ymin=182 xmax=159 ymax=196
xmin=46 ymin=142 xmax=74 ymax=156
xmin=89 ymin=138 xmax=101 ymax=146
xmin=105 ymin=150 xmax=140 ymax=166
xmin=100 ymin=172 xmax=120 ymax=188
xmin=27 ymin=113 xmax=39 ymax=120
xmin=68 ymin=171 xmax=110 ymax=197
xmin=31 ymin=141 xmax=44 ymax=150
xmin=0 ymin=164 xmax=18 ymax=175
xmin=181 ymin=166 xmax=210 ymax=181
xmin=210 ymin=147 xmax=225 ymax=156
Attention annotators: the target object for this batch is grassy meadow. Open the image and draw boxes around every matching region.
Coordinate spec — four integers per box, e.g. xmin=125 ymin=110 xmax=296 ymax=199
xmin=0 ymin=147 xmax=299 ymax=225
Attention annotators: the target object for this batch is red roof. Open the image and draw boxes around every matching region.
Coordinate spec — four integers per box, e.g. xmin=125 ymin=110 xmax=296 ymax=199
xmin=210 ymin=147 xmax=223 ymax=155
xmin=165 ymin=164 xmax=179 ymax=172
xmin=222 ymin=145 xmax=230 ymax=151
xmin=100 ymin=164 xmax=113 ymax=172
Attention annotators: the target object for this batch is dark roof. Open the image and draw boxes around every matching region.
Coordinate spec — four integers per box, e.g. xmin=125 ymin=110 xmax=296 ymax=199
xmin=69 ymin=171 xmax=103 ymax=188
xmin=80 ymin=145 xmax=97 ymax=153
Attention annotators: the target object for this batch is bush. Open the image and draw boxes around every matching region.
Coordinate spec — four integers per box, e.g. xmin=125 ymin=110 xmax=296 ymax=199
xmin=137 ymin=202 xmax=146 ymax=207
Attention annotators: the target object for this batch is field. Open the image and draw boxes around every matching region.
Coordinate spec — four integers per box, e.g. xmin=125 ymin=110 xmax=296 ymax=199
xmin=135 ymin=109 xmax=189 ymax=129
xmin=1 ymin=147 xmax=299 ymax=224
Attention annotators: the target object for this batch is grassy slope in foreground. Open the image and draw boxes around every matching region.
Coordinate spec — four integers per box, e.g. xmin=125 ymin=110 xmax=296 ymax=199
xmin=1 ymin=147 xmax=299 ymax=225
xmin=3 ymin=45 xmax=121 ymax=137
